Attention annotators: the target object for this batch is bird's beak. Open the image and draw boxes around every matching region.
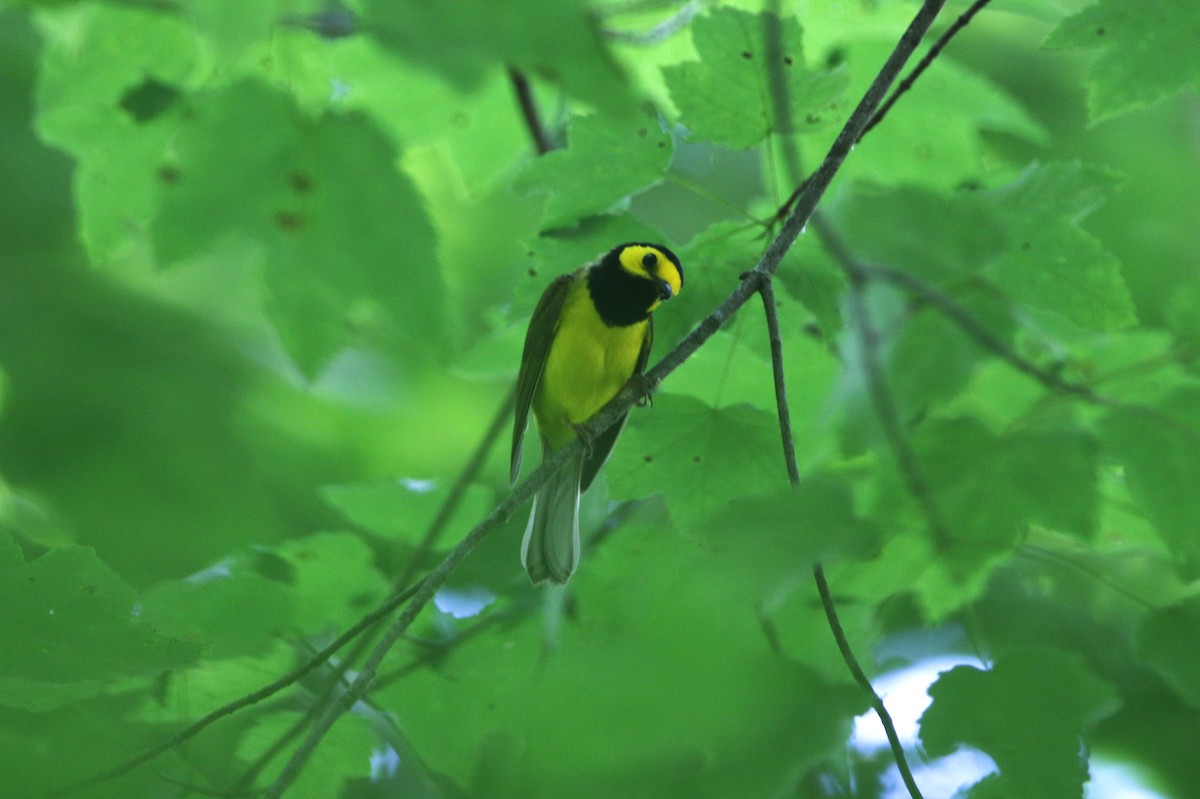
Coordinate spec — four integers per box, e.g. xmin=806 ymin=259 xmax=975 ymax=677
xmin=656 ymin=279 xmax=675 ymax=300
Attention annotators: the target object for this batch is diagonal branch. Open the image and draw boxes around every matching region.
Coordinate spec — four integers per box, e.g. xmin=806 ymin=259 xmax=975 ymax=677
xmin=862 ymin=264 xmax=1105 ymax=403
xmin=260 ymin=2 xmax=948 ymax=794
xmin=858 ymin=0 xmax=995 ymax=142
xmin=771 ymin=0 xmax=993 ymax=226
xmin=508 ymin=68 xmax=554 ymax=155
xmin=52 ymin=580 xmax=423 ymax=796
xmin=814 ymin=214 xmax=953 ymax=550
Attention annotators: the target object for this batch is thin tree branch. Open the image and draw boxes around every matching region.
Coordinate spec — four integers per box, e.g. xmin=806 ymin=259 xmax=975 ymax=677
xmin=813 ymin=563 xmax=926 ymax=798
xmin=230 ymin=388 xmax=517 ymax=792
xmin=862 ymin=264 xmax=1105 ymax=403
xmin=753 ymin=237 xmax=925 ymax=799
xmin=508 ymin=68 xmax=554 ymax=155
xmin=769 ymin=0 xmax=991 ymax=227
xmin=754 ymin=275 xmax=801 ymax=485
xmin=260 ymin=3 xmax=947 ymax=794
xmin=52 ymin=580 xmax=423 ymax=797
xmin=859 ymin=0 xmax=995 ymax=142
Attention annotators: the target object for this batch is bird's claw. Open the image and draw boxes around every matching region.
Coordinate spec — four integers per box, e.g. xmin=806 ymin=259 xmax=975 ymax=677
xmin=628 ymin=374 xmax=655 ymax=408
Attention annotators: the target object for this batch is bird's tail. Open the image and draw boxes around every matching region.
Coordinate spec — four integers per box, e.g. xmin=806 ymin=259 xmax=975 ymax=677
xmin=521 ymin=445 xmax=584 ymax=585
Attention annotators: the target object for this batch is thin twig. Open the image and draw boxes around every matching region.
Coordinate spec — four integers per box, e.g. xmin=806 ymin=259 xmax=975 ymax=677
xmin=813 ymin=563 xmax=926 ymax=798
xmin=754 ymin=275 xmax=801 ymax=485
xmin=230 ymin=388 xmax=517 ymax=792
xmin=769 ymin=0 xmax=991 ymax=227
xmin=52 ymin=580 xmax=423 ymax=796
xmin=863 ymin=264 xmax=1104 ymax=403
xmin=753 ymin=233 xmax=922 ymax=799
xmin=508 ymin=68 xmax=554 ymax=155
xmin=260 ymin=2 xmax=947 ymax=794
xmin=859 ymin=0 xmax=995 ymax=142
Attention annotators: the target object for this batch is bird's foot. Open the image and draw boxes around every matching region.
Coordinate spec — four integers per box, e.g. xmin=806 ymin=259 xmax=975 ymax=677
xmin=627 ymin=373 xmax=656 ymax=408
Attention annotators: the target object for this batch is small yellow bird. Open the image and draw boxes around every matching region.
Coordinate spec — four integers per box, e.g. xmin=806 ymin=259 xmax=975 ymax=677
xmin=511 ymin=243 xmax=684 ymax=584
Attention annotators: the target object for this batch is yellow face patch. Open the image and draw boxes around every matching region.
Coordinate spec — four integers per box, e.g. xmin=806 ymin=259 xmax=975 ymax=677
xmin=617 ymin=244 xmax=684 ymax=309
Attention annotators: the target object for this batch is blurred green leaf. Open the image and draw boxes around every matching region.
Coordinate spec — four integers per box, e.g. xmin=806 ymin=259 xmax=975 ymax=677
xmin=1137 ymin=598 xmax=1200 ymax=710
xmin=984 ymin=162 xmax=1135 ymax=331
xmin=1100 ymin=387 xmax=1200 ymax=567
xmin=825 ymin=183 xmax=1006 ymax=283
xmin=1045 ymin=0 xmax=1200 ymax=121
xmin=910 ymin=418 xmax=1099 ymax=545
xmin=606 ymin=393 xmax=785 ymax=536
xmin=0 ymin=542 xmax=200 ymax=711
xmin=514 ymin=113 xmax=673 ymax=229
xmin=663 ymin=8 xmax=848 ymax=149
xmin=321 ymin=477 xmax=494 ymax=545
xmin=270 ymin=532 xmax=390 ymax=630
xmin=240 ymin=711 xmax=375 ymax=799
xmin=840 ymin=42 xmax=1047 ymax=189
xmin=362 ymin=0 xmax=632 ymax=115
xmin=921 ymin=650 xmax=1117 ymax=799
xmin=153 ymin=80 xmax=441 ymax=376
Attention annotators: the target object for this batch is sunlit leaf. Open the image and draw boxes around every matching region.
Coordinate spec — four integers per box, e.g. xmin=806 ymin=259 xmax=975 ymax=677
xmin=1046 ymin=0 xmax=1200 ymax=121
xmin=513 ymin=112 xmax=674 ymax=229
xmin=984 ymin=162 xmax=1135 ymax=331
xmin=153 ymin=80 xmax=441 ymax=376
xmin=663 ymin=8 xmax=848 ymax=148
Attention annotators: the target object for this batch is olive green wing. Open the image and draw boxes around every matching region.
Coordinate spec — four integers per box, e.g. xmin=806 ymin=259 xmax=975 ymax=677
xmin=580 ymin=316 xmax=653 ymax=493
xmin=511 ymin=273 xmax=573 ymax=485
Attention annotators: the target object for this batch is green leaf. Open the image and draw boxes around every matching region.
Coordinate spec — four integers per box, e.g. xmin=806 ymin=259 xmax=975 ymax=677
xmin=513 ymin=113 xmax=673 ymax=229
xmin=362 ymin=0 xmax=632 ymax=115
xmin=1138 ymin=598 xmax=1200 ymax=709
xmin=34 ymin=3 xmax=196 ymax=261
xmin=1099 ymin=387 xmax=1200 ymax=566
xmin=240 ymin=711 xmax=375 ymax=799
xmin=920 ymin=650 xmax=1117 ymax=799
xmin=606 ymin=393 xmax=787 ymax=536
xmin=825 ymin=184 xmax=1006 ymax=283
xmin=0 ymin=545 xmax=200 ymax=710
xmin=909 ymin=418 xmax=1099 ymax=545
xmin=1045 ymin=0 xmax=1200 ymax=121
xmin=839 ymin=42 xmax=1047 ymax=189
xmin=984 ymin=162 xmax=1135 ymax=331
xmin=152 ymin=80 xmax=441 ymax=376
xmin=699 ymin=472 xmax=877 ymax=585
xmin=382 ymin=520 xmax=863 ymax=797
xmin=663 ymin=8 xmax=847 ymax=149
xmin=885 ymin=287 xmax=1017 ymax=419
xmin=270 ymin=532 xmax=391 ymax=630
xmin=139 ymin=568 xmax=297 ymax=659
xmin=321 ymin=478 xmax=494 ymax=545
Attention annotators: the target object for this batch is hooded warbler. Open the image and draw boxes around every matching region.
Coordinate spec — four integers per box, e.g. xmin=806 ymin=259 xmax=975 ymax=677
xmin=511 ymin=243 xmax=684 ymax=585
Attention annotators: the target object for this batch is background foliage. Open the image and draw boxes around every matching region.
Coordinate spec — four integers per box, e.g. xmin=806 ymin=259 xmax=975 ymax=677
xmin=1 ymin=0 xmax=1197 ymax=797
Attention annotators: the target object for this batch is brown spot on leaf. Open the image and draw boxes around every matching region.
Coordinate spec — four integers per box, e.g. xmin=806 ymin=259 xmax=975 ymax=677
xmin=741 ymin=51 xmax=753 ymax=59
xmin=528 ymin=268 xmax=538 ymax=277
xmin=157 ymin=165 xmax=181 ymax=185
xmin=274 ymin=211 xmax=303 ymax=231
xmin=290 ymin=171 xmax=313 ymax=194
xmin=784 ymin=56 xmax=794 ymax=66
xmin=643 ymin=454 xmax=653 ymax=463
xmin=692 ymin=455 xmax=701 ymax=463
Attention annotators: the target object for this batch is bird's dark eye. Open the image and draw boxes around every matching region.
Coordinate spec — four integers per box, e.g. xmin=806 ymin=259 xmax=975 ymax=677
xmin=641 ymin=252 xmax=658 ymax=269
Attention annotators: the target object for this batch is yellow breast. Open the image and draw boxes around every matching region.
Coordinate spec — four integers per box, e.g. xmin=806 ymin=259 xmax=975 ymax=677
xmin=534 ymin=280 xmax=648 ymax=449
